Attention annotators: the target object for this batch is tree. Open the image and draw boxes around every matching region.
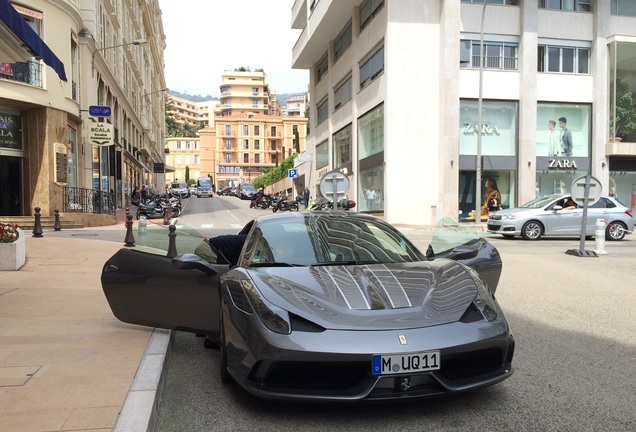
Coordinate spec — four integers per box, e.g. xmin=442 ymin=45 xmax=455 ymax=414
xmin=611 ymin=79 xmax=636 ymax=140
xmin=185 ymin=166 xmax=190 ymax=182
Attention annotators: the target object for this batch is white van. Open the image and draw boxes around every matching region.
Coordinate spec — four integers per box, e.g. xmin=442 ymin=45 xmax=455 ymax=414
xmin=196 ymin=177 xmax=213 ymax=198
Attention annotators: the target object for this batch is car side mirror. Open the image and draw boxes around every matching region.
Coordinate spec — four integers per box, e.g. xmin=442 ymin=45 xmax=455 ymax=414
xmin=445 ymin=245 xmax=479 ymax=261
xmin=172 ymin=253 xmax=219 ymax=276
xmin=553 ymin=205 xmax=563 ymax=211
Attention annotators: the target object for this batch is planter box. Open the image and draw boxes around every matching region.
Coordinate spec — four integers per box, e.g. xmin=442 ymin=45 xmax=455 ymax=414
xmin=0 ymin=227 xmax=26 ymax=271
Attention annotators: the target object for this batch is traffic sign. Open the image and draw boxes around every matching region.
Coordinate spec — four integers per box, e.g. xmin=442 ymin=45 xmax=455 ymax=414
xmin=288 ymin=168 xmax=298 ymax=178
xmin=319 ymin=169 xmax=350 ymax=203
xmin=89 ymin=105 xmax=112 ymax=117
xmin=570 ymin=175 xmax=602 ymax=206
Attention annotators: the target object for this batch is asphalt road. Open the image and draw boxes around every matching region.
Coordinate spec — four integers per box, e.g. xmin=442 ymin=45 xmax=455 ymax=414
xmin=53 ymin=195 xmax=636 ymax=431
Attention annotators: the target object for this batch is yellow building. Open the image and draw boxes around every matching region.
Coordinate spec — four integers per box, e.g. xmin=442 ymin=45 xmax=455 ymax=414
xmin=164 ymin=137 xmax=201 ymax=186
xmin=200 ymin=113 xmax=307 ymax=189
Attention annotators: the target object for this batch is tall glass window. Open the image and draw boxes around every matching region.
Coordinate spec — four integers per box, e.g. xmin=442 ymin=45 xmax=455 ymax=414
xmin=459 ymin=100 xmax=518 ymax=156
xmin=358 ymin=104 xmax=384 ymax=159
xmin=316 ymin=140 xmax=329 ymax=169
xmin=333 ymin=124 xmax=352 ymax=168
xmin=536 ymin=103 xmax=591 ymax=157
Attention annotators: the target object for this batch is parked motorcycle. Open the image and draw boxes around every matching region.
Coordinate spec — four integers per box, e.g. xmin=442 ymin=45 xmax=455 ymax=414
xmin=271 ymin=196 xmax=300 ymax=212
xmin=309 ymin=197 xmax=356 ymax=212
xmin=136 ymin=194 xmax=181 ymax=219
xmin=250 ymin=194 xmax=272 ymax=209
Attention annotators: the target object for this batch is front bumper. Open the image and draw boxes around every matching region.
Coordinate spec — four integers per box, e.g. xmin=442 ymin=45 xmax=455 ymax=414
xmin=487 ymin=219 xmax=520 ymax=236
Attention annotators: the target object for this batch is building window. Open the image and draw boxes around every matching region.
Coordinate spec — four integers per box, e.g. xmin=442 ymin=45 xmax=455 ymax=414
xmin=270 ymin=140 xmax=277 ymax=151
xmin=316 ymin=139 xmax=329 ymax=169
xmin=539 ymin=0 xmax=591 ymax=11
xmin=538 ymin=45 xmax=590 ymax=74
xmin=243 ymin=125 xmax=249 ymax=135
xmin=333 ymin=124 xmax=352 ymax=168
xmin=225 ymin=125 xmax=232 ymax=135
xmin=461 ymin=0 xmax=519 ymax=4
xmin=459 ymin=100 xmax=518 ymax=156
xmin=252 ymin=87 xmax=259 ymax=96
xmin=254 ymin=125 xmax=260 ymax=135
xmin=360 ymin=0 xmax=384 ymax=31
xmin=334 ymin=21 xmax=352 ymax=62
xmin=460 ymin=40 xmax=518 ymax=70
xmin=243 ymin=139 xmax=249 ymax=150
xmin=194 ymin=155 xmax=200 ymax=164
xmin=255 ymin=154 xmax=260 ymax=163
xmin=244 ymin=153 xmax=249 ymax=163
xmin=225 ymin=154 xmax=232 ymax=163
xmin=316 ymin=53 xmax=328 ymax=82
xmin=358 ymin=103 xmax=384 ymax=159
xmin=360 ymin=45 xmax=384 ymax=89
xmin=612 ymin=0 xmax=636 ymax=15
xmin=252 ymin=99 xmax=259 ymax=108
xmin=334 ymin=76 xmax=352 ymax=111
xmin=254 ymin=139 xmax=260 ymax=150
xmin=225 ymin=139 xmax=232 ymax=150
xmin=317 ymin=98 xmax=329 ymax=125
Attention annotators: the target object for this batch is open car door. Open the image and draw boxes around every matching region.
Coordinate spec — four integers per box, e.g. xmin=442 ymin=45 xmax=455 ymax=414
xmin=101 ymin=247 xmax=227 ymax=336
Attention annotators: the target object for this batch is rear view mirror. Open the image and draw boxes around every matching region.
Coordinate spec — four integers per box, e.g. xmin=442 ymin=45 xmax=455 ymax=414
xmin=172 ymin=253 xmax=218 ymax=276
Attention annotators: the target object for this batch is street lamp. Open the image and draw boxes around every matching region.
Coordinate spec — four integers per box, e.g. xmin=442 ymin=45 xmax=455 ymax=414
xmin=91 ymin=38 xmax=147 ymax=73
xmin=475 ymin=3 xmax=487 ymax=225
xmin=143 ymin=87 xmax=169 ymax=97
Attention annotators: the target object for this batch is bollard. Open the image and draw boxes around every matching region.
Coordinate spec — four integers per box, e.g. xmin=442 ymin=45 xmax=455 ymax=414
xmin=166 ymin=224 xmax=178 ymax=258
xmin=124 ymin=213 xmax=136 ymax=247
xmin=138 ymin=215 xmax=147 ymax=247
xmin=594 ymin=219 xmax=607 ymax=255
xmin=54 ymin=209 xmax=62 ymax=231
xmin=32 ymin=207 xmax=43 ymax=237
xmin=163 ymin=205 xmax=170 ymax=225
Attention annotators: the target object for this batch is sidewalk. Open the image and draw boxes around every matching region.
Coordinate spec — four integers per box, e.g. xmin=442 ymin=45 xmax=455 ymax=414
xmin=0 ymin=228 xmax=166 ymax=432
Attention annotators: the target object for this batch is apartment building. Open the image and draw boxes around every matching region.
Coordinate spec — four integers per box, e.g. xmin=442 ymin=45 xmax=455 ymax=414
xmin=0 ymin=0 xmax=166 ymax=222
xmin=164 ymin=137 xmax=201 ymax=185
xmin=217 ymin=70 xmax=273 ymax=117
xmin=291 ymin=0 xmax=636 ymax=226
xmin=284 ymin=94 xmax=309 ymax=117
xmin=200 ymin=113 xmax=308 ymax=189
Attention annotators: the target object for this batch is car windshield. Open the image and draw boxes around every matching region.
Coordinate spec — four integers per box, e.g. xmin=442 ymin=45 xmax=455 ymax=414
xmin=172 ymin=183 xmax=186 ymax=189
xmin=519 ymin=195 xmax=561 ymax=209
xmin=242 ymin=214 xmax=424 ymax=267
xmin=197 ymin=178 xmax=211 ymax=187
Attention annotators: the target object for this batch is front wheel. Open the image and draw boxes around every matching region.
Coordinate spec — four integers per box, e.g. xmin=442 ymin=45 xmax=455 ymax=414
xmin=290 ymin=202 xmax=299 ymax=211
xmin=172 ymin=207 xmax=181 ymax=218
xmin=606 ymin=221 xmax=627 ymax=241
xmin=272 ymin=206 xmax=278 ymax=212
xmin=521 ymin=221 xmax=543 ymax=240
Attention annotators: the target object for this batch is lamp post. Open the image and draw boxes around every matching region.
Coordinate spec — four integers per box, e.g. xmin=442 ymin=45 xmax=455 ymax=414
xmin=475 ymin=3 xmax=487 ymax=225
xmin=91 ymin=38 xmax=147 ymax=75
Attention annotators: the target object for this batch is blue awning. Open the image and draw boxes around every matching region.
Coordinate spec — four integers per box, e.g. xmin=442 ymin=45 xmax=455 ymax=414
xmin=0 ymin=0 xmax=67 ymax=81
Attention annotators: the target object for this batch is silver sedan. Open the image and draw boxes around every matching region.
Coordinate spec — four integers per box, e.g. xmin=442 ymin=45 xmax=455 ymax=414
xmin=487 ymin=194 xmax=634 ymax=240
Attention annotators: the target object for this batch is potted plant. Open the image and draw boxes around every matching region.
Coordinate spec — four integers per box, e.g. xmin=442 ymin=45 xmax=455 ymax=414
xmin=0 ymin=222 xmax=26 ymax=271
xmin=610 ymin=79 xmax=636 ymax=141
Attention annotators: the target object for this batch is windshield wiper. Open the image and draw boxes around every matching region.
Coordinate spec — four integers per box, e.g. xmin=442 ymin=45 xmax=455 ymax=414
xmin=311 ymin=260 xmax=384 ymax=267
xmin=248 ymin=262 xmax=305 ymax=267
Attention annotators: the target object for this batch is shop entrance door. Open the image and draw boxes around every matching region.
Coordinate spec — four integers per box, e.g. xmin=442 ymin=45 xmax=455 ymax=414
xmin=0 ymin=156 xmax=22 ymax=216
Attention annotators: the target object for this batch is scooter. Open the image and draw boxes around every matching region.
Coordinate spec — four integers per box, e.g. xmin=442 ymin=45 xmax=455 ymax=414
xmin=136 ymin=197 xmax=168 ymax=219
xmin=271 ymin=196 xmax=300 ymax=212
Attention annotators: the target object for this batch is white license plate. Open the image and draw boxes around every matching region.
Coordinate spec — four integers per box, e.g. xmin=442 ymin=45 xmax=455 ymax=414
xmin=372 ymin=351 xmax=440 ymax=375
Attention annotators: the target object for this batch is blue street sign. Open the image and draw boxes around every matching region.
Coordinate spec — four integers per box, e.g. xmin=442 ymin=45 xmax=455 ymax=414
xmin=288 ymin=168 xmax=298 ymax=178
xmin=89 ymin=105 xmax=112 ymax=117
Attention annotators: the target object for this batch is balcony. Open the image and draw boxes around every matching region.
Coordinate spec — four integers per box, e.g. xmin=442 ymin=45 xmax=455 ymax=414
xmin=0 ymin=60 xmax=43 ymax=87
xmin=220 ymin=131 xmax=236 ymax=138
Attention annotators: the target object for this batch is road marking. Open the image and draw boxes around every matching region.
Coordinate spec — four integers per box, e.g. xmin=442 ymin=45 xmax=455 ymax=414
xmin=230 ymin=224 xmax=243 ymax=229
xmin=201 ymin=224 xmax=214 ymax=228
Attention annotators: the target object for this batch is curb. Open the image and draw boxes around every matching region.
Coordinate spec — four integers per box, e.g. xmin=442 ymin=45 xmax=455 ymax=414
xmin=113 ymin=329 xmax=172 ymax=432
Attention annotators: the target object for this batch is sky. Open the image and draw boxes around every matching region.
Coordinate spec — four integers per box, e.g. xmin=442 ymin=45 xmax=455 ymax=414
xmin=158 ymin=0 xmax=309 ymax=98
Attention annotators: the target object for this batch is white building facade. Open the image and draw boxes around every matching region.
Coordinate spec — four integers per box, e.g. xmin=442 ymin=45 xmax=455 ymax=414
xmin=292 ymin=0 xmax=636 ymax=226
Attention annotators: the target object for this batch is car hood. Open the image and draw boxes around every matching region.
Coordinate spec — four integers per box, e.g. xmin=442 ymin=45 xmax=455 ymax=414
xmin=245 ymin=260 xmax=479 ymax=330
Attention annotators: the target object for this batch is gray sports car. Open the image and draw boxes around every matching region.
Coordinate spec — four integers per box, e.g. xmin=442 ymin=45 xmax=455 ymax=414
xmin=101 ymin=212 xmax=514 ymax=402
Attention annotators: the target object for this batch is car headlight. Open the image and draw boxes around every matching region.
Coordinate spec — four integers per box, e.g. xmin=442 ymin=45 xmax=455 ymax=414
xmin=240 ymin=280 xmax=291 ymax=334
xmin=502 ymin=214 xmax=518 ymax=220
xmin=464 ymin=267 xmax=498 ymax=322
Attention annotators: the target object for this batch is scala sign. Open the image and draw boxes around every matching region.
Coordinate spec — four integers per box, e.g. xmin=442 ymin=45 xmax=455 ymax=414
xmin=89 ymin=118 xmax=114 ymax=146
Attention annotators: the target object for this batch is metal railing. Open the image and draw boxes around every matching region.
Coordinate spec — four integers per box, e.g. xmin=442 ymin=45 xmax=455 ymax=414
xmin=63 ymin=187 xmax=116 ymax=215
xmin=0 ymin=60 xmax=43 ymax=87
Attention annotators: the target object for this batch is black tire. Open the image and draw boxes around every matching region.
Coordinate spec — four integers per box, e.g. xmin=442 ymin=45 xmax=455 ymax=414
xmin=521 ymin=221 xmax=543 ymax=240
xmin=272 ymin=206 xmax=278 ymax=212
xmin=136 ymin=212 xmax=141 ymax=220
xmin=219 ymin=306 xmax=232 ymax=384
xmin=606 ymin=221 xmax=627 ymax=241
xmin=290 ymin=202 xmax=299 ymax=211
xmin=172 ymin=207 xmax=181 ymax=218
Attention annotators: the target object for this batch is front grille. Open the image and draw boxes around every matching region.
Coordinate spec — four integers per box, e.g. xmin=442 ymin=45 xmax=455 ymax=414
xmin=227 ymin=285 xmax=253 ymax=313
xmin=261 ymin=361 xmax=368 ymax=389
xmin=487 ymin=224 xmax=500 ymax=231
xmin=437 ymin=347 xmax=504 ymax=381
